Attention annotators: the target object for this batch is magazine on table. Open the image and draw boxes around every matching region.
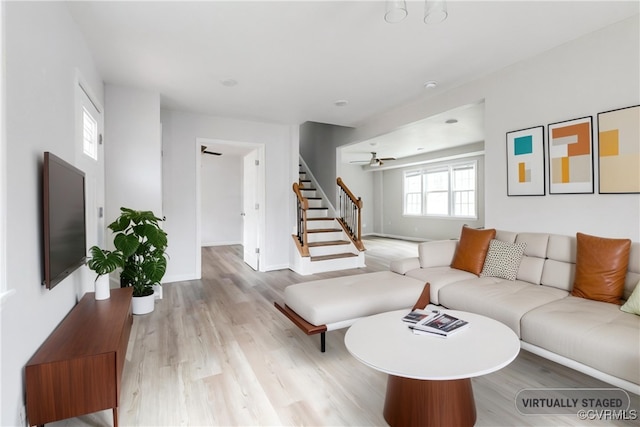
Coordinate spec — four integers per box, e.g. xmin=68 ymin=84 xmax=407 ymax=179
xmin=409 ymin=312 xmax=469 ymax=337
xmin=401 ymin=308 xmax=440 ymax=324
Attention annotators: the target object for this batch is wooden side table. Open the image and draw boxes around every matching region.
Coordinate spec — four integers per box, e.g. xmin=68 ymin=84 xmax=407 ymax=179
xmin=26 ymin=287 xmax=133 ymax=427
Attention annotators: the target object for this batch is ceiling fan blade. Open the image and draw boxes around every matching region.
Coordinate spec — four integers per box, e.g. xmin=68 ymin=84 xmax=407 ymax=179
xmin=379 ymin=157 xmax=396 ymax=161
xmin=201 ymin=145 xmax=222 ymax=156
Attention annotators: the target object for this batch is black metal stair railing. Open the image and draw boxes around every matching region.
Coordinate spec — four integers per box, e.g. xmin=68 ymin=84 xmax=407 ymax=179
xmin=337 ymin=177 xmax=364 ymax=251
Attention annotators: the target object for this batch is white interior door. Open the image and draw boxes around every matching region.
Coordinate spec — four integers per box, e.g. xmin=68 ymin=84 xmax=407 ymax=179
xmin=242 ymin=150 xmax=259 ymax=270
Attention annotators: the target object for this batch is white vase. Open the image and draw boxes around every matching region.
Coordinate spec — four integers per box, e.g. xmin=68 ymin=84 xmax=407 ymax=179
xmin=94 ymin=275 xmax=110 ymax=300
xmin=132 ymin=293 xmax=155 ymax=315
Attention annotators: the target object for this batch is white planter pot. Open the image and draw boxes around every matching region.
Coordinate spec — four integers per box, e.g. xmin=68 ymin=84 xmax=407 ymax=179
xmin=94 ymin=275 xmax=110 ymax=300
xmin=132 ymin=293 xmax=155 ymax=315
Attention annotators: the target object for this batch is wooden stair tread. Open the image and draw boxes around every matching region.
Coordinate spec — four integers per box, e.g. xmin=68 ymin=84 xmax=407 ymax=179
xmin=310 ymin=253 xmax=358 ymax=262
xmin=308 ymin=240 xmax=350 ymax=247
xmin=308 ymin=207 xmax=328 ymax=210
xmin=307 ymin=217 xmax=336 ymax=221
xmin=307 ymin=228 xmax=342 ymax=233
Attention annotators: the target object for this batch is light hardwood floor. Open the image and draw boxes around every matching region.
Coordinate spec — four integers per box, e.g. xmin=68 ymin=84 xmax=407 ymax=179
xmin=51 ymin=237 xmax=638 ymax=426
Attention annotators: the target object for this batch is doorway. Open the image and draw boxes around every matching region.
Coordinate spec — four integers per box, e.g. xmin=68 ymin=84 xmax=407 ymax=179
xmin=195 ymin=138 xmax=265 ymax=277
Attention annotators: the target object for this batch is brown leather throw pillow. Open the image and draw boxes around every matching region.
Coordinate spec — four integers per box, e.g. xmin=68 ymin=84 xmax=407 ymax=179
xmin=571 ymin=232 xmax=631 ymax=305
xmin=450 ymin=226 xmax=496 ymax=275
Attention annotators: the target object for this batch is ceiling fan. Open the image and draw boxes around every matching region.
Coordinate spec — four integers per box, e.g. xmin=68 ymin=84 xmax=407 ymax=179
xmin=350 ymin=152 xmax=396 ymax=167
xmin=201 ymin=145 xmax=222 ymax=156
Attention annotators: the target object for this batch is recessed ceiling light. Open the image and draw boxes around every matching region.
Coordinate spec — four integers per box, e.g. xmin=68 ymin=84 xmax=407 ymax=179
xmin=334 ymin=99 xmax=349 ymax=107
xmin=221 ymin=78 xmax=238 ymax=87
xmin=424 ymin=81 xmax=438 ymax=89
xmin=445 ymin=118 xmax=458 ymax=124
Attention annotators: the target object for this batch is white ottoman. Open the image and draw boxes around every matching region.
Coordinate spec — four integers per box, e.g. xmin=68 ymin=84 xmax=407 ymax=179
xmin=275 ymin=271 xmax=426 ymax=352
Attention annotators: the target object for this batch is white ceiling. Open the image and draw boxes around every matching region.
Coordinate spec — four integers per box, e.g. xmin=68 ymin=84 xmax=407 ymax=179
xmin=66 ymin=1 xmax=638 ymax=157
xmin=341 ymin=101 xmax=484 ymax=163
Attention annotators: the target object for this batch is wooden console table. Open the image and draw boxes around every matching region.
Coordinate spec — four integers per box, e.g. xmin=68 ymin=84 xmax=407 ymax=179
xmin=26 ymin=287 xmax=133 ymax=427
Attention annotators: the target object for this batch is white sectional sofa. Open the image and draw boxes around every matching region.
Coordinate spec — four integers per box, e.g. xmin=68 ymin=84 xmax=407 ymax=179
xmin=390 ymin=230 xmax=640 ymax=394
xmin=276 ymin=228 xmax=639 ymax=393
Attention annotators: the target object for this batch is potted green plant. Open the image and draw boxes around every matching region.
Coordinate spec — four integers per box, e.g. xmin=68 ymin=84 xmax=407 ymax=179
xmin=109 ymin=207 xmax=168 ymax=314
xmin=87 ymin=246 xmax=124 ymax=300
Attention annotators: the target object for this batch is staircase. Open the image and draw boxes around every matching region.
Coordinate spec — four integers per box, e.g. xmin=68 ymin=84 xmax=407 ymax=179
xmin=290 ymin=165 xmax=365 ymax=275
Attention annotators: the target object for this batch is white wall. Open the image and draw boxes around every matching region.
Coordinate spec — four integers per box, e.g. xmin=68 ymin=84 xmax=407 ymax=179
xmin=482 ymin=16 xmax=640 ymax=239
xmin=351 ymin=16 xmax=640 ymax=242
xmin=1 ymin=3 xmax=104 ymax=425
xmin=104 ymin=85 xmax=162 ymax=227
xmin=161 ymin=109 xmax=297 ymax=282
xmin=201 ymin=153 xmax=242 ymax=246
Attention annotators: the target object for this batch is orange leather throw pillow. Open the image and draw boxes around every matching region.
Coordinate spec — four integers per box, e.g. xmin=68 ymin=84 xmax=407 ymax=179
xmin=450 ymin=226 xmax=496 ymax=275
xmin=571 ymin=232 xmax=631 ymax=305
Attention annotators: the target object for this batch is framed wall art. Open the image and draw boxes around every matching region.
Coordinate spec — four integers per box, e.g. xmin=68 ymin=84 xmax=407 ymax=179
xmin=548 ymin=116 xmax=593 ymax=194
xmin=506 ymin=126 xmax=545 ymax=196
xmin=597 ymin=105 xmax=640 ymax=194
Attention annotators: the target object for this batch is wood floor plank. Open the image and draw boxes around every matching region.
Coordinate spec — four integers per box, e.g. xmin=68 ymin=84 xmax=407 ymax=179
xmin=47 ymin=237 xmax=638 ymax=426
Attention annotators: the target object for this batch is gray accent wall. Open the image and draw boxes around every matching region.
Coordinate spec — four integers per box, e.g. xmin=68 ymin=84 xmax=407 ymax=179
xmin=299 ymin=121 xmax=354 ymax=204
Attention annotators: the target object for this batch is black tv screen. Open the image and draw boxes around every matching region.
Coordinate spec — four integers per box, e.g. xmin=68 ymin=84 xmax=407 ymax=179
xmin=43 ymin=152 xmax=87 ymax=289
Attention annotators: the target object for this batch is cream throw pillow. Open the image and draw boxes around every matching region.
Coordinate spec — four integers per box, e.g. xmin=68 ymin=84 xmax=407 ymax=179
xmin=620 ymin=280 xmax=640 ymax=315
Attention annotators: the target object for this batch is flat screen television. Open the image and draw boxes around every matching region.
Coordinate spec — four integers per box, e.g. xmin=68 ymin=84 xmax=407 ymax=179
xmin=43 ymin=152 xmax=87 ymax=289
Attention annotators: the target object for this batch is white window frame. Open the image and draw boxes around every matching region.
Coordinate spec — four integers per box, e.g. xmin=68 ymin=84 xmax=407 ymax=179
xmin=82 ymin=106 xmax=98 ymax=160
xmin=403 ymin=160 xmax=478 ymax=219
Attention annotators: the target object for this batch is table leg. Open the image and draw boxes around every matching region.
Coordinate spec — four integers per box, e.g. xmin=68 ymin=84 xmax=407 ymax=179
xmin=113 ymin=407 xmax=119 ymax=427
xmin=383 ymin=375 xmax=476 ymax=427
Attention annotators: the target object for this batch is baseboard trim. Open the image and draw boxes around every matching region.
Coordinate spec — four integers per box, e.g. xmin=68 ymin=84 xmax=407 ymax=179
xmin=201 ymin=241 xmax=242 ymax=247
xmin=365 ymin=233 xmax=429 ymax=242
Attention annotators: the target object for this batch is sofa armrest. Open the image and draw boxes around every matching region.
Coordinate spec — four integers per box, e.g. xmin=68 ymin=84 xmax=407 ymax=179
xmin=418 ymin=240 xmax=458 ymax=268
xmin=390 ymin=257 xmax=420 ymax=275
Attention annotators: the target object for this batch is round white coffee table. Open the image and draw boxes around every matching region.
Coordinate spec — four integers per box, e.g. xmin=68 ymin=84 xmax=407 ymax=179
xmin=345 ymin=309 xmax=520 ymax=427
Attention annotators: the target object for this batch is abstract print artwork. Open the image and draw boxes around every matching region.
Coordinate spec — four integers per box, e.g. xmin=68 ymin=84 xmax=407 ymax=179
xmin=506 ymin=126 xmax=545 ymax=196
xmin=548 ymin=116 xmax=594 ymax=194
xmin=597 ymin=105 xmax=640 ymax=194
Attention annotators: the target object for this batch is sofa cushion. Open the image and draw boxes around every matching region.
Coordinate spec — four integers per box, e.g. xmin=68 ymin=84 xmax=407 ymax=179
xmin=621 ymin=280 xmax=640 ymax=315
xmin=517 ymin=233 xmax=549 ymax=258
xmin=521 ymin=296 xmax=640 ymax=385
xmin=389 ymin=257 xmax=420 ymax=275
xmin=480 ymin=239 xmax=526 ymax=281
xmin=541 ymin=234 xmax=577 ymax=291
xmin=514 ymin=233 xmax=550 ymax=285
xmin=404 ymin=266 xmax=477 ymax=305
xmin=438 ymin=277 xmax=567 ymax=337
xmin=450 ymin=226 xmax=496 ymax=275
xmin=284 ymin=271 xmax=425 ymax=327
xmin=419 ymin=239 xmax=458 ymax=268
xmin=625 ymin=242 xmax=640 ymax=300
xmin=571 ymin=233 xmax=631 ymax=305
xmin=495 ymin=229 xmax=518 ymax=243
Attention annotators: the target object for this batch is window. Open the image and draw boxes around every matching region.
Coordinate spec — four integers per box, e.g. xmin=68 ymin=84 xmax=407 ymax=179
xmin=403 ymin=171 xmax=422 ymax=215
xmin=82 ymin=107 xmax=98 ymax=160
xmin=403 ymin=161 xmax=477 ymax=218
